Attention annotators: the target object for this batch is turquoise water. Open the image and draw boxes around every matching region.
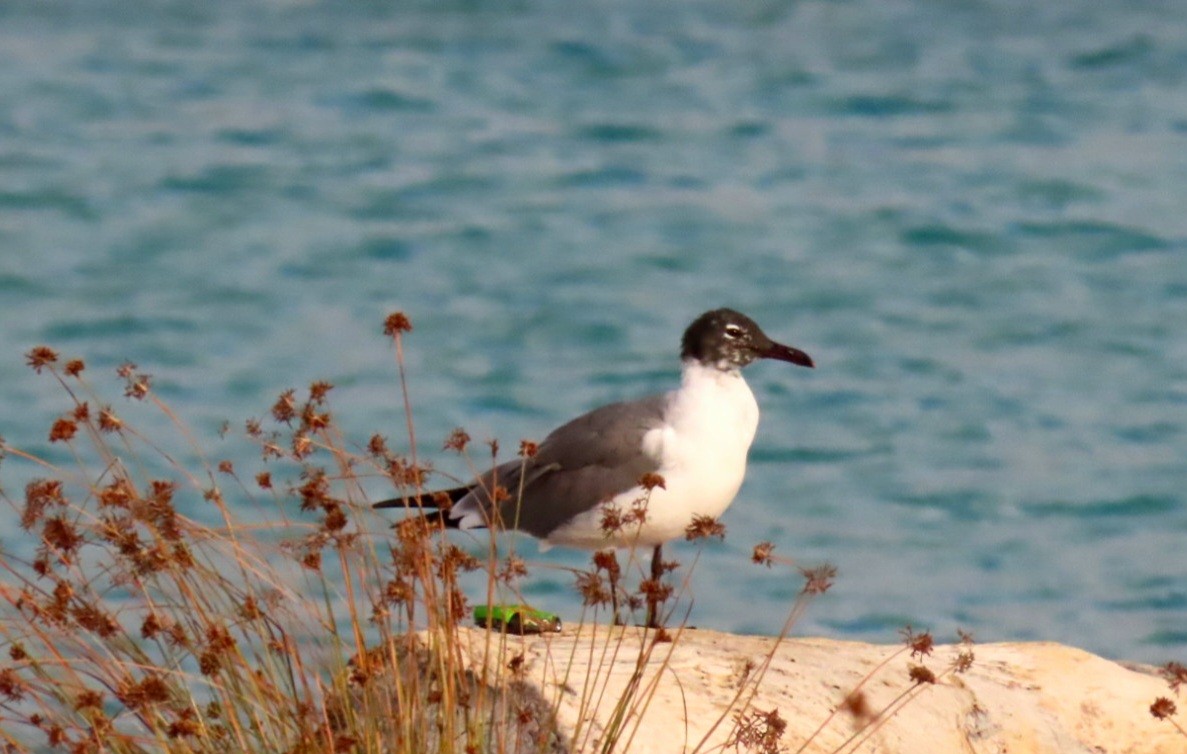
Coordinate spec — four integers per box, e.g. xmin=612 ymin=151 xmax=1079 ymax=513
xmin=2 ymin=0 xmax=1185 ymax=662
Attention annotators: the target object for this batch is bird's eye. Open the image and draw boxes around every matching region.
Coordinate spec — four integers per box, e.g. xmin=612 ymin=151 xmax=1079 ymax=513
xmin=724 ymin=324 xmax=744 ymax=339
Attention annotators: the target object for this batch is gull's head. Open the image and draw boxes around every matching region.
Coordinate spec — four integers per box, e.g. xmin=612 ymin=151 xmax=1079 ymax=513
xmin=680 ymin=308 xmax=814 ymax=371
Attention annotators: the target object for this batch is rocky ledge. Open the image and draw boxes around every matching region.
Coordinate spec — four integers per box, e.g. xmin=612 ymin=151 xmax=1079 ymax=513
xmin=436 ymin=625 xmax=1183 ymax=754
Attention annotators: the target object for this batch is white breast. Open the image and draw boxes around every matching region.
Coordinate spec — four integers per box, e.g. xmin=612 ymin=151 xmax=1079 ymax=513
xmin=547 ymin=361 xmax=761 ymax=550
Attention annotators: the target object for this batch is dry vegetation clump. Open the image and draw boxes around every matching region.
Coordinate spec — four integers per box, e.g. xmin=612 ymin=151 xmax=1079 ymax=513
xmin=0 ymin=313 xmax=1007 ymax=754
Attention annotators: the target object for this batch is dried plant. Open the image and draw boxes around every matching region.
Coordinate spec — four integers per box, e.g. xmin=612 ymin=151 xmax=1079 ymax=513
xmin=0 ymin=314 xmax=848 ymax=754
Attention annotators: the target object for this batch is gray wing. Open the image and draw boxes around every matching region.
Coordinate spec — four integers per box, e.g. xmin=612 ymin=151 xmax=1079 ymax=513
xmin=462 ymin=394 xmax=668 ymax=539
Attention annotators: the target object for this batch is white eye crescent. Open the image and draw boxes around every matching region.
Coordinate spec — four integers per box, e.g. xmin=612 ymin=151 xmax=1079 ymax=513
xmin=724 ymin=324 xmax=744 ymax=339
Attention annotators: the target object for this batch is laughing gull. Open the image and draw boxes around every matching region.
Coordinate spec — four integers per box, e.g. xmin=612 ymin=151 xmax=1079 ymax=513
xmin=374 ymin=308 xmax=814 ymax=626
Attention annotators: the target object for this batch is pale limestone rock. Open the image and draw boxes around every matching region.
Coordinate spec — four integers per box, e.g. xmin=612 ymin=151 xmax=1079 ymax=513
xmin=446 ymin=625 xmax=1184 ymax=754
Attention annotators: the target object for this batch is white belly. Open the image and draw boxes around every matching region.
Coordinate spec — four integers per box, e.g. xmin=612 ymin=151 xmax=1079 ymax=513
xmin=546 ymin=362 xmax=760 ymax=550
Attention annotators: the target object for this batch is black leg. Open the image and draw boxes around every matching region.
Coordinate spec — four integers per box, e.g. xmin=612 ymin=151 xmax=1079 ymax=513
xmin=645 ymin=544 xmax=664 ymax=629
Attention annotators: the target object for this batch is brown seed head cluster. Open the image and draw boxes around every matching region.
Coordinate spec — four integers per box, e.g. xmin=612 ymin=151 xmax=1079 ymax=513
xmin=638 ymin=577 xmax=673 ymax=607
xmin=0 ymin=667 xmax=26 ymax=702
xmin=638 ymin=472 xmax=666 ymax=491
xmin=22 ymin=479 xmax=66 ymax=530
xmin=908 ymin=663 xmax=937 ymax=685
xmin=383 ymin=311 xmax=413 ymax=337
xmin=900 ymin=625 xmax=935 ymax=659
xmin=685 ymin=514 xmax=726 ymax=541
xmin=799 ymin=564 xmax=837 ymax=595
xmin=98 ymin=405 xmax=123 ymax=432
xmin=840 ymin=690 xmax=874 ymax=725
xmin=198 ymin=625 xmax=236 ymax=677
xmin=1150 ymin=696 xmax=1178 ymax=720
xmin=443 ymin=428 xmax=471 ymax=453
xmin=497 ymin=555 xmax=528 ymax=584
xmin=600 ymin=494 xmax=652 ymax=536
xmin=1163 ymin=661 xmax=1187 ymax=692
xmin=117 ymin=362 xmax=152 ymax=400
xmin=48 ymin=417 xmax=78 ymax=443
xmin=751 ymin=541 xmax=775 ymax=567
xmin=576 ymin=571 xmax=611 ymax=608
xmin=116 ymin=673 xmax=171 ymax=712
xmin=25 ymin=346 xmax=59 ymax=373
xmin=727 ymin=707 xmax=787 ymax=754
xmin=367 ymin=434 xmax=389 ymax=457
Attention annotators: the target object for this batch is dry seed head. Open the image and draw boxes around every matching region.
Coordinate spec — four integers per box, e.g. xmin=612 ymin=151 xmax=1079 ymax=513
xmin=367 ymin=434 xmax=389 ymax=457
xmin=498 ymin=554 xmax=528 ymax=584
xmin=685 ymin=514 xmax=726 ymax=541
xmin=117 ymin=674 xmax=171 ymax=711
xmin=272 ymin=389 xmax=297 ymax=424
xmin=508 ymin=653 xmax=526 ymax=677
xmin=309 ymin=380 xmax=333 ymax=403
xmin=167 ymin=708 xmax=200 ymax=739
xmin=387 ymin=458 xmax=428 ymax=487
xmin=119 ymin=365 xmax=152 ymax=400
xmin=1162 ymin=661 xmax=1187 ymax=692
xmin=98 ymin=478 xmax=134 ymax=508
xmin=443 ymin=428 xmax=471 ymax=452
xmin=383 ymin=578 xmax=414 ymax=606
xmin=900 ymin=625 xmax=935 ymax=659
xmin=41 ymin=516 xmax=84 ymax=561
xmin=301 ymin=404 xmax=330 ymax=431
xmin=431 ymin=490 xmax=453 ymax=510
xmin=64 ymin=358 xmax=85 ymax=376
xmin=239 ymin=597 xmax=263 ymax=621
xmin=519 ymin=439 xmax=538 ymax=458
xmin=26 ymin=346 xmax=59 ymax=373
xmin=323 ymin=504 xmax=348 ymax=532
xmin=728 ymin=707 xmax=788 ymax=754
xmin=98 ymin=406 xmax=122 ymax=432
xmin=141 ymin=613 xmax=167 ymax=640
xmin=908 ymin=664 xmax=937 ymax=685
xmin=799 ymin=563 xmax=837 ymax=595
xmin=48 ymin=418 xmax=78 ymax=443
xmin=74 ymin=690 xmax=103 ymax=712
xmin=576 ymin=571 xmax=611 ymax=607
xmin=840 ymin=690 xmax=874 ymax=724
xmin=0 ymin=667 xmax=26 ymax=702
xmin=752 ymin=541 xmax=775 ymax=567
xmin=639 ymin=577 xmax=673 ymax=605
xmin=952 ymin=649 xmax=975 ymax=673
xmin=638 ymin=472 xmax=666 ymax=490
xmin=599 ymin=504 xmax=624 ymax=534
xmin=1150 ymin=696 xmax=1177 ymax=720
xmin=592 ymin=549 xmax=620 ymax=577
xmin=23 ymin=479 xmax=66 ymax=529
xmin=383 ymin=311 xmax=413 ymax=336
xmin=73 ymin=603 xmax=119 ymax=638
xmin=292 ymin=432 xmax=313 ymax=458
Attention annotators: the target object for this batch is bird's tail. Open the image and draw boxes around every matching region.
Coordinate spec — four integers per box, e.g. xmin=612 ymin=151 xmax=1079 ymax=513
xmin=372 ymin=485 xmax=474 ymax=529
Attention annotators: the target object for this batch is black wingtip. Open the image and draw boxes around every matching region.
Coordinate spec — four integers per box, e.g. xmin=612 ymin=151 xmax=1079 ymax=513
xmin=372 ymin=484 xmax=473 ymax=510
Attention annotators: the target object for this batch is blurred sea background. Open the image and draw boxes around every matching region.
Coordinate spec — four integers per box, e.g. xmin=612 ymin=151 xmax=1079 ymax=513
xmin=2 ymin=0 xmax=1185 ymax=663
